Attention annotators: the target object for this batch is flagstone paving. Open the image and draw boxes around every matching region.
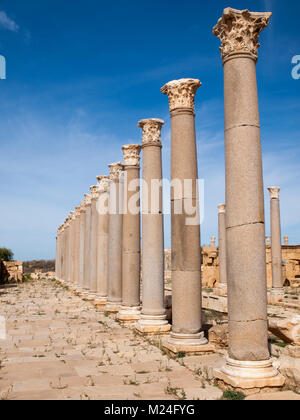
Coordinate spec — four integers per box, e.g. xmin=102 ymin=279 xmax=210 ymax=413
xmin=0 ymin=279 xmax=223 ymax=401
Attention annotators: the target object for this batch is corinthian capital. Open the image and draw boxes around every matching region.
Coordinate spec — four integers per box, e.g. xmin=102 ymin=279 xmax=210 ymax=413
xmin=213 ymin=8 xmax=272 ymax=61
xmin=84 ymin=194 xmax=92 ymax=205
xmin=122 ymin=144 xmax=141 ymax=167
xmin=138 ymin=118 xmax=164 ymax=147
xmin=97 ymin=175 xmax=110 ymax=193
xmin=109 ymin=162 xmax=124 ymax=181
xmin=90 ymin=185 xmax=99 ymax=200
xmin=161 ymin=78 xmax=201 ymax=112
xmin=268 ymin=187 xmax=280 ymax=200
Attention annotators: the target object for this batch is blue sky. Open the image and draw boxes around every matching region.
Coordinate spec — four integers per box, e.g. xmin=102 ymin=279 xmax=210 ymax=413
xmin=0 ymin=0 xmax=299 ymax=261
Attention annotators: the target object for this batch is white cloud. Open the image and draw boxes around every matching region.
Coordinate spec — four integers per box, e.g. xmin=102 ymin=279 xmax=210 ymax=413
xmin=0 ymin=10 xmax=19 ymax=32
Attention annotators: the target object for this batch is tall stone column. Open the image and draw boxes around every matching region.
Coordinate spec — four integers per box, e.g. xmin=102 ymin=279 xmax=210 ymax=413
xmin=106 ymin=163 xmax=124 ymax=313
xmin=68 ymin=211 xmax=76 ymax=285
xmin=72 ymin=206 xmax=81 ymax=289
xmin=268 ymin=187 xmax=284 ymax=301
xmin=213 ymin=7 xmax=284 ymax=390
xmin=94 ymin=176 xmax=110 ymax=308
xmin=78 ymin=200 xmax=86 ymax=293
xmin=83 ymin=194 xmax=92 ymax=293
xmin=117 ymin=145 xmax=142 ymax=322
xmin=217 ymin=204 xmax=227 ymax=293
xmin=135 ymin=119 xmax=170 ymax=334
xmin=161 ymin=79 xmax=212 ymax=354
xmin=64 ymin=217 xmax=70 ymax=284
xmin=284 ymin=236 xmax=289 ymax=246
xmin=87 ymin=186 xmax=99 ymax=300
xmin=60 ymin=224 xmax=65 ymax=282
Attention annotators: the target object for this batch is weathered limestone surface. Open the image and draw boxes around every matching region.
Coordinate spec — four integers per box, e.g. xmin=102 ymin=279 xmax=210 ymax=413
xmin=0 ymin=261 xmax=24 ymax=283
xmin=118 ymin=145 xmax=141 ymax=321
xmin=95 ymin=176 xmax=110 ymax=306
xmin=135 ymin=119 xmax=170 ymax=334
xmin=268 ymin=187 xmax=284 ymax=301
xmin=213 ymin=7 xmax=284 ymax=390
xmin=0 ymin=280 xmax=224 ymax=401
xmin=83 ymin=194 xmax=92 ymax=291
xmin=161 ymin=78 xmax=212 ymax=354
xmin=106 ymin=163 xmax=124 ymax=313
xmin=217 ymin=204 xmax=227 ymax=292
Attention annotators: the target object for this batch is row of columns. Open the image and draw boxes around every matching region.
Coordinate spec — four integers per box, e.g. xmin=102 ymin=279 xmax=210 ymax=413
xmin=218 ymin=186 xmax=285 ymax=298
xmin=56 ymin=7 xmax=285 ymax=392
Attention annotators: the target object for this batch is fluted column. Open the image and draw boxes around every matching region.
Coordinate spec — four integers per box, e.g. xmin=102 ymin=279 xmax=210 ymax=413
xmin=106 ymin=163 xmax=124 ymax=313
xmin=268 ymin=187 xmax=284 ymax=301
xmin=94 ymin=176 xmax=110 ymax=307
xmin=161 ymin=79 xmax=212 ymax=353
xmin=135 ymin=119 xmax=170 ymax=334
xmin=213 ymin=7 xmax=284 ymax=390
xmin=218 ymin=204 xmax=227 ymax=293
xmin=78 ymin=201 xmax=86 ymax=292
xmin=87 ymin=185 xmax=99 ymax=300
xmin=83 ymin=194 xmax=92 ymax=293
xmin=117 ymin=145 xmax=142 ymax=322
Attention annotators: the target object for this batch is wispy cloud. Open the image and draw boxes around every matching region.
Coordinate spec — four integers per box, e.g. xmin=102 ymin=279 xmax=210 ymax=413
xmin=0 ymin=10 xmax=19 ymax=32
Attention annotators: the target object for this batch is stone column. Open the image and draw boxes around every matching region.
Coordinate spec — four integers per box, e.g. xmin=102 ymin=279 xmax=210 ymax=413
xmin=72 ymin=206 xmax=81 ymax=289
xmin=268 ymin=187 xmax=284 ymax=301
xmin=78 ymin=201 xmax=86 ymax=293
xmin=284 ymin=236 xmax=289 ymax=246
xmin=83 ymin=194 xmax=92 ymax=294
xmin=87 ymin=186 xmax=99 ymax=300
xmin=94 ymin=176 xmax=110 ymax=308
xmin=64 ymin=217 xmax=70 ymax=285
xmin=266 ymin=236 xmax=271 ymax=246
xmin=213 ymin=7 xmax=284 ymax=390
xmin=218 ymin=204 xmax=227 ymax=292
xmin=68 ymin=211 xmax=76 ymax=286
xmin=161 ymin=79 xmax=212 ymax=354
xmin=211 ymin=236 xmax=216 ymax=247
xmin=135 ymin=119 xmax=170 ymax=334
xmin=117 ymin=145 xmax=142 ymax=322
xmin=60 ymin=224 xmax=65 ymax=282
xmin=106 ymin=163 xmax=124 ymax=313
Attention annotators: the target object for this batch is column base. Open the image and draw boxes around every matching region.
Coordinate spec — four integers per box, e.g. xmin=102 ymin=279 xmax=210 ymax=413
xmin=268 ymin=288 xmax=285 ymax=304
xmin=214 ymin=357 xmax=285 ymax=392
xmin=135 ymin=315 xmax=171 ymax=335
xmin=93 ymin=296 xmax=108 ymax=309
xmin=162 ymin=332 xmax=214 ymax=355
xmin=117 ymin=306 xmax=141 ymax=322
xmin=105 ymin=302 xmax=122 ymax=313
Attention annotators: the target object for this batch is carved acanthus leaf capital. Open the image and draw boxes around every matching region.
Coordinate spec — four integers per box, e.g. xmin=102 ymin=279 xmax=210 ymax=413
xmin=90 ymin=185 xmax=99 ymax=200
xmin=97 ymin=175 xmax=110 ymax=193
xmin=138 ymin=119 xmax=164 ymax=146
xmin=268 ymin=187 xmax=280 ymax=200
xmin=75 ymin=206 xmax=81 ymax=217
xmin=213 ymin=8 xmax=272 ymax=61
xmin=122 ymin=144 xmax=141 ymax=166
xmin=161 ymin=78 xmax=201 ymax=112
xmin=109 ymin=162 xmax=124 ymax=181
xmin=84 ymin=194 xmax=92 ymax=205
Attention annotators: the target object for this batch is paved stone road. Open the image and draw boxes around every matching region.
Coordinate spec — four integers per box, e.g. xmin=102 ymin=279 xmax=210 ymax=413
xmin=0 ymin=279 xmax=223 ymax=400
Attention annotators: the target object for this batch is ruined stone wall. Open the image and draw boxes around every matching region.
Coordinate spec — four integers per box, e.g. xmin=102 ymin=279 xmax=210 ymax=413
xmin=0 ymin=260 xmax=24 ymax=283
xmin=164 ymin=245 xmax=300 ymax=289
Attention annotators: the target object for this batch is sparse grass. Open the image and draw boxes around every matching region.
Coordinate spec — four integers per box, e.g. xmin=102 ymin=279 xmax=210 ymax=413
xmin=165 ymin=381 xmax=186 ymax=400
xmin=222 ymin=390 xmax=245 ymax=401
